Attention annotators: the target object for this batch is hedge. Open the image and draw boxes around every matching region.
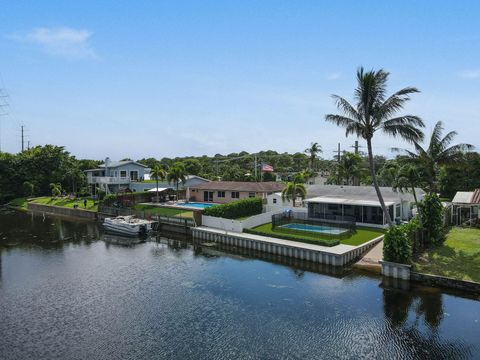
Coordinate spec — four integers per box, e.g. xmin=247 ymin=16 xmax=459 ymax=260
xmin=203 ymin=197 xmax=262 ymax=219
xmin=244 ymin=228 xmax=340 ymax=247
xmin=383 ymin=225 xmax=412 ymax=264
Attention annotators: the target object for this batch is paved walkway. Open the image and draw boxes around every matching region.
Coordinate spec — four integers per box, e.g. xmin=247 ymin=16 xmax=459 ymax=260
xmin=353 ymin=240 xmax=383 ymax=272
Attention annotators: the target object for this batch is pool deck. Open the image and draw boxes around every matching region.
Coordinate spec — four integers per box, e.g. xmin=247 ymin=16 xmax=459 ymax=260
xmin=193 ymin=226 xmax=384 ymax=266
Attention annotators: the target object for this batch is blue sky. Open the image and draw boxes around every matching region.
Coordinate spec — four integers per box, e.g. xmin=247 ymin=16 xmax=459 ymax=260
xmin=0 ymin=1 xmax=479 ymax=160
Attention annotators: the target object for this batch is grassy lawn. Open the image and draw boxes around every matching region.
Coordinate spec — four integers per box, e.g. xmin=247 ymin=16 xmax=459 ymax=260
xmin=31 ymin=197 xmax=98 ymax=211
xmin=413 ymin=227 xmax=480 ymax=283
xmin=248 ymin=223 xmax=384 ymax=247
xmin=7 ymin=197 xmax=29 ymax=210
xmin=133 ymin=204 xmax=193 ymax=218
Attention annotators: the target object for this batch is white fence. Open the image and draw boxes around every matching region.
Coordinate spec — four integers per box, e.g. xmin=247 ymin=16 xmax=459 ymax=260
xmin=202 ymin=209 xmax=287 ymax=233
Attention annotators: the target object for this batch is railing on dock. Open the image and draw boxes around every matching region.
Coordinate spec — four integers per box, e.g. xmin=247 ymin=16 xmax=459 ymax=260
xmin=98 ymin=205 xmax=195 ymax=229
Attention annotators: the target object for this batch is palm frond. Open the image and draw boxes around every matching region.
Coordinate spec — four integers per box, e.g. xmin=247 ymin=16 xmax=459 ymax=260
xmin=332 ymin=95 xmax=360 ymax=120
xmin=381 ymin=123 xmax=424 ymax=143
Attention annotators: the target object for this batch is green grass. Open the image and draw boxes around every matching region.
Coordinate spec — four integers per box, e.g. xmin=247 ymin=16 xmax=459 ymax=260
xmin=133 ymin=204 xmax=193 ymax=218
xmin=7 ymin=197 xmax=29 ymax=210
xmin=413 ymin=227 xmax=480 ymax=282
xmin=247 ymin=223 xmax=384 ymax=247
xmin=31 ymin=197 xmax=98 ymax=211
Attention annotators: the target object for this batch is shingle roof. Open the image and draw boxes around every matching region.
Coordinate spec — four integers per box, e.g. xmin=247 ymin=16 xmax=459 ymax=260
xmin=99 ymin=160 xmax=148 ymax=168
xmin=191 ymin=181 xmax=284 ymax=192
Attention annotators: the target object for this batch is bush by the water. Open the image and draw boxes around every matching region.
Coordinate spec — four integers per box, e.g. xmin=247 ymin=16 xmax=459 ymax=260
xmin=383 ymin=225 xmax=412 ymax=264
xmin=203 ymin=197 xmax=262 ymax=219
xmin=418 ymin=193 xmax=446 ymax=245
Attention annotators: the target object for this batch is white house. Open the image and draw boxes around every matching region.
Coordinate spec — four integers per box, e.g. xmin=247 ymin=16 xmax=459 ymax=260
xmin=304 ymin=185 xmax=423 ymax=228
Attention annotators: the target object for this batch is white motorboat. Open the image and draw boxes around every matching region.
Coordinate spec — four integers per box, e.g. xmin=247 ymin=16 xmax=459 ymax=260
xmin=103 ymin=216 xmax=156 ymax=236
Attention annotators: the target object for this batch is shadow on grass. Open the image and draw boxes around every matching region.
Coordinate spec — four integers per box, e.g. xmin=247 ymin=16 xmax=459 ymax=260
xmin=416 ymin=245 xmax=480 ymax=283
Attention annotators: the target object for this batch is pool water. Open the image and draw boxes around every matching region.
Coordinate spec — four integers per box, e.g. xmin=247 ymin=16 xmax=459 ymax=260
xmin=176 ymin=202 xmax=216 ymax=209
xmin=281 ymin=223 xmax=348 ymax=235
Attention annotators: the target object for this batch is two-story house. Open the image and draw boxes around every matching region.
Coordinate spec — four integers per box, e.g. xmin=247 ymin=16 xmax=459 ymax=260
xmin=84 ymin=158 xmax=150 ymax=194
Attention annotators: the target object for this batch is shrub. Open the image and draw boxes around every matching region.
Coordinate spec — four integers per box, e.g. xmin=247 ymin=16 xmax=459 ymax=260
xmin=383 ymin=225 xmax=412 ymax=264
xmin=418 ymin=193 xmax=446 ymax=245
xmin=203 ymin=197 xmax=262 ymax=219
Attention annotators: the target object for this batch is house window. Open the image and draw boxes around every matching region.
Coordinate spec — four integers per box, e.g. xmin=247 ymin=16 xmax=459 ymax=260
xmin=130 ymin=171 xmax=138 ymax=181
xmin=217 ymin=191 xmax=225 ymax=198
xmin=273 ymin=198 xmax=277 ymax=204
xmin=120 ymin=170 xmax=127 ymax=178
xmin=395 ymin=204 xmax=401 ymax=219
xmin=249 ymin=192 xmax=256 ymax=198
xmin=231 ymin=191 xmax=240 ymax=199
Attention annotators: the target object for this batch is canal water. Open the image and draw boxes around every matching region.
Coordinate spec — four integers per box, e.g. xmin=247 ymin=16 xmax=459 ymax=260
xmin=0 ymin=210 xmax=479 ymax=360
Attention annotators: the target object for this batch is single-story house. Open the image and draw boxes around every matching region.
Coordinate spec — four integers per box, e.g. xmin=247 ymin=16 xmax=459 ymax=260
xmin=129 ymin=175 xmax=210 ymax=193
xmin=450 ymin=189 xmax=480 ymax=226
xmin=304 ymin=185 xmax=424 ymax=228
xmin=188 ymin=181 xmax=285 ymax=204
xmin=84 ymin=159 xmax=151 ymax=194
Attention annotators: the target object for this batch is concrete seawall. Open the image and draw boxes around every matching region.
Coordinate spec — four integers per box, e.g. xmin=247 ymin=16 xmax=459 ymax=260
xmin=192 ymin=226 xmax=383 ymax=266
xmin=28 ymin=203 xmax=98 ymax=220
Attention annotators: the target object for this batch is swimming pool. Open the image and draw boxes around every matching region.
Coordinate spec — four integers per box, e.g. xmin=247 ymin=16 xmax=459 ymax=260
xmin=176 ymin=202 xmax=216 ymax=209
xmin=280 ymin=223 xmax=348 ymax=235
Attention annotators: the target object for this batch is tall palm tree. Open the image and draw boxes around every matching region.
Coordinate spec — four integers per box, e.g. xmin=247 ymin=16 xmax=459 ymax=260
xmin=325 ymin=67 xmax=424 ymax=226
xmin=150 ymin=165 xmax=167 ymax=202
xmin=305 ymin=142 xmax=322 ymax=170
xmin=394 ymin=121 xmax=474 ymax=194
xmin=167 ymin=164 xmax=187 ymax=199
xmin=281 ymin=182 xmax=307 ymax=207
xmin=392 ymin=164 xmax=421 ymax=204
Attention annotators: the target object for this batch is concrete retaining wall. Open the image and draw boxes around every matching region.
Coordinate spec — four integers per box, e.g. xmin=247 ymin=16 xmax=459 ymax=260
xmin=380 ymin=260 xmax=411 ymax=280
xmin=411 ymin=272 xmax=480 ymax=293
xmin=202 ymin=209 xmax=288 ymax=232
xmin=192 ymin=227 xmax=383 ymax=266
xmin=28 ymin=202 xmax=98 ymax=220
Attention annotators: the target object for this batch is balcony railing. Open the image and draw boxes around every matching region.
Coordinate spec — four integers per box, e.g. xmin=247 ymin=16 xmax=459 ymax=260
xmin=87 ymin=176 xmax=131 ymax=184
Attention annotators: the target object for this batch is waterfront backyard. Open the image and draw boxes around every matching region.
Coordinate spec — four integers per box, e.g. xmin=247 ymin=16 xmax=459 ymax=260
xmin=247 ymin=222 xmax=384 ymax=247
xmin=414 ymin=227 xmax=480 ymax=283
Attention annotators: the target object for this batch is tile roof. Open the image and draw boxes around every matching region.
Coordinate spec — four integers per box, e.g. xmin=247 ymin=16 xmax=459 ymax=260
xmin=190 ymin=181 xmax=285 ymax=192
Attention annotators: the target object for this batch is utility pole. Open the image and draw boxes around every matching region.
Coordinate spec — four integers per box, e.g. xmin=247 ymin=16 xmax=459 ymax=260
xmin=254 ymin=154 xmax=257 ymax=181
xmin=27 ymin=140 xmax=30 ymax=150
xmin=0 ymin=90 xmax=9 ymax=153
xmin=333 ymin=143 xmax=341 ymax=185
xmin=21 ymin=125 xmax=25 ymax=152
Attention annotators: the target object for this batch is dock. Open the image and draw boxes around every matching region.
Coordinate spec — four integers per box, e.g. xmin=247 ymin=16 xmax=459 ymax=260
xmin=192 ymin=226 xmax=383 ymax=266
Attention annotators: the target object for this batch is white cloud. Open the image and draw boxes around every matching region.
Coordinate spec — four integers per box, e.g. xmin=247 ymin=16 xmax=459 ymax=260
xmin=458 ymin=69 xmax=480 ymax=79
xmin=326 ymin=72 xmax=341 ymax=80
xmin=9 ymin=27 xmax=98 ymax=59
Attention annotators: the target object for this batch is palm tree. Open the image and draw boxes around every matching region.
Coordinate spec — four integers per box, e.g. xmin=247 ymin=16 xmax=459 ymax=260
xmin=167 ymin=164 xmax=187 ymax=199
xmin=394 ymin=121 xmax=474 ymax=194
xmin=392 ymin=164 xmax=421 ymax=204
xmin=337 ymin=152 xmax=363 ymax=185
xmin=325 ymin=67 xmax=424 ymax=226
xmin=305 ymin=142 xmax=322 ymax=170
xmin=50 ymin=183 xmax=62 ymax=198
xmin=150 ymin=165 xmax=167 ymax=202
xmin=281 ymin=182 xmax=307 ymax=207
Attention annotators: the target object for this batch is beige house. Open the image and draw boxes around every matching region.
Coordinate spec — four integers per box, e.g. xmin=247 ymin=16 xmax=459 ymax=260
xmin=188 ymin=181 xmax=285 ymax=204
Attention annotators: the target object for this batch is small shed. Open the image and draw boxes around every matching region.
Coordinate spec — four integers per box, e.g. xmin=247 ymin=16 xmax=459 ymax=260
xmin=451 ymin=189 xmax=480 ymax=226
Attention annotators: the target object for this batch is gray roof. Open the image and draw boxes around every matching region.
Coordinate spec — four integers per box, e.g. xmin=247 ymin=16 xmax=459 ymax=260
xmin=99 ymin=160 xmax=148 ymax=168
xmin=305 ymin=185 xmax=423 ymax=203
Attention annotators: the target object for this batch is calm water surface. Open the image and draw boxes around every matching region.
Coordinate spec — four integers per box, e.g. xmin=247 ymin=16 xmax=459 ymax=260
xmin=0 ymin=210 xmax=479 ymax=359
